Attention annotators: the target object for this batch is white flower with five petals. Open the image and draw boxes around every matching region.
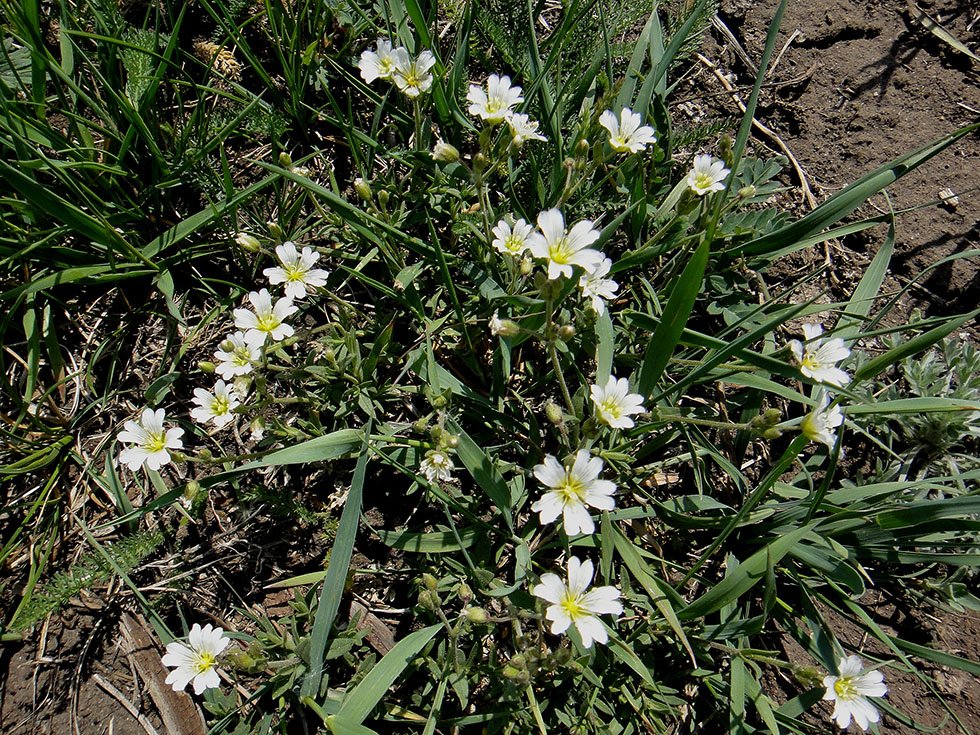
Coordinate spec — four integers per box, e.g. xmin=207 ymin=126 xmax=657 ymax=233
xmin=263 ymin=242 xmax=329 ymax=299
xmin=118 ymin=408 xmax=184 ymax=472
xmin=578 ymin=257 xmax=619 ymax=315
xmin=800 ymin=391 xmax=844 ymax=450
xmin=358 ymin=39 xmax=401 ymax=83
xmin=599 ymin=107 xmax=657 ymax=154
xmin=822 ymin=655 xmax=887 ymax=731
xmin=789 ymin=324 xmax=851 ymax=387
xmin=467 ymin=74 xmax=524 ymax=124
xmin=190 ymin=380 xmax=241 ymax=429
xmin=233 ymin=289 xmax=298 ymax=348
xmin=214 ymin=331 xmax=260 ymax=380
xmin=161 ymin=623 xmax=230 ymax=695
xmin=590 ymin=375 xmax=645 ymax=429
xmin=532 ymin=556 xmax=623 ymax=648
xmin=531 ymin=449 xmax=616 ymax=536
xmin=527 ymin=209 xmax=604 ymax=280
xmin=686 ymin=154 xmax=730 ymax=195
xmin=392 ymin=49 xmax=436 ymax=98
xmin=420 ymin=450 xmax=454 ymax=483
xmin=491 ymin=218 xmax=534 ymax=257
xmin=506 ymin=113 xmax=547 ymax=146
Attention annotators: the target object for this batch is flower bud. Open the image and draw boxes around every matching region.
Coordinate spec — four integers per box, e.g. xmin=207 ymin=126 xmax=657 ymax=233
xmin=422 ymin=573 xmax=439 ymax=591
xmin=463 ymin=606 xmax=488 ymax=624
xmin=278 ymin=151 xmax=293 ymax=169
xmin=354 ymin=177 xmax=373 ymax=202
xmin=413 ymin=418 xmax=430 ymax=434
xmin=196 ymin=448 xmax=212 ymax=462
xmin=169 ymin=450 xmax=187 ymax=463
xmin=501 ymin=664 xmax=522 ymax=679
xmin=445 ymin=434 xmax=459 ymax=449
xmin=762 ymin=427 xmax=783 ymax=440
xmin=457 ymin=582 xmax=473 ymax=602
xmin=545 ymin=402 xmax=564 ymax=426
xmin=249 ymin=417 xmax=266 ymax=441
xmin=738 ymin=185 xmax=757 ymax=199
xmin=182 ymin=481 xmax=200 ymax=506
xmin=574 ymin=138 xmax=590 ymax=158
xmin=235 ymin=232 xmax=261 ymax=251
xmin=198 ymin=360 xmax=216 ymax=374
xmin=558 ymin=324 xmax=576 ymax=342
xmin=489 ymin=313 xmax=520 ymax=338
xmin=519 ymin=257 xmax=533 ymax=276
xmin=473 ymin=153 xmax=488 ymax=173
xmin=377 ymin=190 xmax=390 ymax=208
xmin=432 ymin=140 xmax=460 ymax=163
xmin=418 ymin=588 xmax=441 ymax=611
xmin=266 ymin=220 xmax=284 ymax=241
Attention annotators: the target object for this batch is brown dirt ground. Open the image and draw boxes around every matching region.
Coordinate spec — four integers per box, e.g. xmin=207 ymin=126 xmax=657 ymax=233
xmin=4 ymin=1 xmax=980 ymax=733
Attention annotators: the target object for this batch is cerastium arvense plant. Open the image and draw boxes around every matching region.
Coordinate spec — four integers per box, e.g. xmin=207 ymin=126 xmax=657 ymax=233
xmin=3 ymin=0 xmax=980 ymax=732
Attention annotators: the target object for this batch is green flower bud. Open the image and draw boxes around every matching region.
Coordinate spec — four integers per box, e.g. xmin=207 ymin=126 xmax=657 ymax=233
xmin=445 ymin=434 xmax=459 ymax=449
xmin=473 ymin=153 xmax=488 ymax=173
xmin=377 ymin=190 xmax=390 ymax=208
xmin=738 ymin=185 xmax=757 ymax=199
xmin=510 ymin=654 xmax=526 ymax=669
xmin=457 ymin=582 xmax=473 ymax=602
xmin=422 ymin=573 xmax=439 ymax=591
xmin=266 ymin=220 xmax=284 ymax=241
xmin=235 ymin=232 xmax=261 ymax=252
xmin=574 ymin=138 xmax=590 ymax=158
xmin=418 ymin=588 xmax=441 ymax=610
xmin=413 ymin=418 xmax=430 ymax=435
xmin=278 ymin=151 xmax=293 ymax=169
xmin=545 ymin=402 xmax=564 ymax=426
xmin=169 ymin=450 xmax=187 ymax=463
xmin=198 ymin=360 xmax=216 ymax=374
xmin=762 ymin=427 xmax=783 ymax=440
xmin=196 ymin=448 xmax=212 ymax=462
xmin=432 ymin=140 xmax=460 ymax=163
xmin=558 ymin=324 xmax=576 ymax=342
xmin=519 ymin=257 xmax=533 ymax=276
xmin=501 ymin=664 xmax=522 ymax=679
xmin=463 ymin=606 xmax=489 ymax=624
xmin=354 ymin=177 xmax=373 ymax=202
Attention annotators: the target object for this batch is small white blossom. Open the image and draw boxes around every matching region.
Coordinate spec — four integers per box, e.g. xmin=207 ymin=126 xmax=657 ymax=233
xmin=599 ymin=108 xmax=657 ymax=154
xmin=531 ymin=449 xmax=616 ymax=536
xmin=532 ymin=556 xmax=623 ymax=648
xmin=578 ymin=257 xmax=619 ymax=315
xmin=506 ymin=113 xmax=547 ymax=146
xmin=590 ymin=375 xmax=644 ymax=429
xmin=214 ymin=331 xmax=260 ymax=380
xmin=789 ymin=324 xmax=851 ymax=387
xmin=822 ymin=655 xmax=887 ymax=731
xmin=527 ymin=209 xmax=604 ymax=280
xmin=392 ymin=49 xmax=436 ymax=98
xmin=466 ymin=74 xmax=523 ymax=124
xmin=234 ymin=232 xmax=260 ymax=251
xmin=161 ymin=623 xmax=230 ymax=695
xmin=358 ymin=39 xmax=400 ymax=83
xmin=800 ymin=392 xmax=844 ymax=450
xmin=233 ymin=289 xmax=298 ymax=348
xmin=686 ymin=154 xmax=730 ymax=195
xmin=489 ymin=311 xmax=519 ymax=338
xmin=420 ymin=450 xmax=454 ymax=482
xmin=190 ymin=380 xmax=241 ymax=429
xmin=491 ymin=218 xmax=534 ymax=257
xmin=263 ymin=242 xmax=329 ymax=299
xmin=118 ymin=408 xmax=184 ymax=472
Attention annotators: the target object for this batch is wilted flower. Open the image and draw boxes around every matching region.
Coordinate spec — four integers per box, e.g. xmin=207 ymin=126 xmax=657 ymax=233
xmin=822 ymin=655 xmax=887 ymax=731
xmin=590 ymin=375 xmax=644 ymax=429
xmin=214 ymin=331 xmax=261 ymax=380
xmin=599 ymin=107 xmax=657 ymax=154
xmin=489 ymin=311 xmax=519 ymax=338
xmin=531 ymin=449 xmax=616 ymax=536
xmin=532 ymin=556 xmax=623 ymax=648
xmin=190 ymin=380 xmax=241 ymax=429
xmin=263 ymin=242 xmax=329 ymax=300
xmin=686 ymin=154 xmax=730 ymax=195
xmin=578 ymin=257 xmax=619 ymax=315
xmin=466 ymin=74 xmax=523 ymax=124
xmin=392 ymin=49 xmax=436 ymax=98
xmin=233 ymin=289 xmax=298 ymax=348
xmin=491 ymin=218 xmax=534 ymax=257
xmin=789 ymin=324 xmax=851 ymax=387
xmin=527 ymin=209 xmax=604 ymax=280
xmin=161 ymin=623 xmax=230 ymax=695
xmin=506 ymin=113 xmax=547 ymax=146
xmin=800 ymin=392 xmax=844 ymax=450
xmin=358 ymin=39 xmax=401 ymax=83
xmin=420 ymin=450 xmax=454 ymax=482
xmin=118 ymin=408 xmax=184 ymax=472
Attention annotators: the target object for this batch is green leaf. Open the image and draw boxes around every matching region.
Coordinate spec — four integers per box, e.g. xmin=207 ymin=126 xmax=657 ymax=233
xmin=447 ymin=420 xmax=514 ymax=530
xmin=375 ymin=526 xmax=483 ymax=553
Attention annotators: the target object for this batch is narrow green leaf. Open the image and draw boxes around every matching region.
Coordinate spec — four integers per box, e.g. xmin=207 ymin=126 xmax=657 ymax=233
xmin=447 ymin=420 xmax=513 ymax=529
xmin=835 ymin=223 xmax=893 ymax=341
xmin=375 ymin=526 xmax=483 ymax=553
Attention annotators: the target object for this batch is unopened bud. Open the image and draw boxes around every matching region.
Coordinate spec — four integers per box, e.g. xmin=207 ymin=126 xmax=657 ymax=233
xmin=418 ymin=588 xmax=441 ymax=610
xmin=266 ymin=220 xmax=284 ymax=241
xmin=432 ymin=140 xmax=460 ymax=163
xmin=738 ymin=185 xmax=756 ymax=200
xmin=490 ymin=314 xmax=520 ymax=338
xmin=422 ymin=573 xmax=439 ymax=591
xmin=377 ymin=190 xmax=389 ymax=208
xmin=169 ymin=450 xmax=187 ymax=463
xmin=763 ymin=408 xmax=781 ymax=423
xmin=545 ymin=402 xmax=564 ymax=426
xmin=510 ymin=654 xmax=526 ymax=669
xmin=198 ymin=360 xmax=216 ymax=373
xmin=445 ymin=434 xmax=459 ymax=449
xmin=249 ymin=417 xmax=266 ymax=441
xmin=501 ymin=664 xmax=522 ymax=679
xmin=354 ymin=177 xmax=373 ymax=201
xmin=457 ymin=582 xmax=473 ymax=602
xmin=574 ymin=138 xmax=590 ymax=158
xmin=762 ymin=427 xmax=783 ymax=440
xmin=473 ymin=153 xmax=488 ymax=173
xmin=519 ymin=258 xmax=533 ymax=276
xmin=413 ymin=418 xmax=430 ymax=434
xmin=463 ymin=606 xmax=488 ymax=624
xmin=196 ymin=448 xmax=212 ymax=462
xmin=558 ymin=324 xmax=575 ymax=342
xmin=235 ymin=232 xmax=261 ymax=251
xmin=278 ymin=151 xmax=293 ymax=169
xmin=183 ymin=481 xmax=200 ymax=504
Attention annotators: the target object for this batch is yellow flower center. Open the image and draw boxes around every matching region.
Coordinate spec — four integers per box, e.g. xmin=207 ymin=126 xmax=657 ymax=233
xmin=504 ymin=235 xmax=523 ymax=253
xmin=211 ymin=396 xmax=230 ymax=416
xmin=559 ymin=591 xmax=584 ymax=620
xmin=834 ymin=676 xmax=857 ymax=700
xmin=557 ymin=474 xmax=586 ymax=506
xmin=143 ymin=431 xmax=168 ymax=453
xmin=599 ymin=398 xmax=622 ymax=419
xmin=194 ymin=651 xmax=217 ymax=674
xmin=402 ymin=67 xmax=425 ymax=90
xmin=284 ymin=264 xmax=306 ymax=282
xmin=548 ymin=236 xmax=573 ymax=264
xmin=694 ymin=172 xmax=715 ymax=190
xmin=255 ymin=313 xmax=280 ymax=332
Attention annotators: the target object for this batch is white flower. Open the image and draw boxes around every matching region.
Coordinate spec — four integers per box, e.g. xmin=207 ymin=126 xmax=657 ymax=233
xmin=491 ymin=218 xmax=534 ymax=257
xmin=263 ymin=242 xmax=329 ymax=299
xmin=234 ymin=232 xmax=260 ymax=251
xmin=420 ymin=450 xmax=454 ymax=482
xmin=590 ymin=375 xmax=644 ymax=429
xmin=489 ymin=311 xmax=519 ymax=338
xmin=789 ymin=324 xmax=851 ymax=387
xmin=686 ymin=154 xmax=730 ymax=195
xmin=358 ymin=39 xmax=400 ymax=83
xmin=466 ymin=74 xmax=523 ymax=124
xmin=233 ymin=289 xmax=298 ymax=348
xmin=578 ymin=257 xmax=619 ymax=315
xmin=392 ymin=49 xmax=436 ymax=98
xmin=527 ymin=209 xmax=605 ymax=280
xmin=822 ymin=655 xmax=887 ymax=731
xmin=800 ymin=392 xmax=844 ymax=450
xmin=599 ymin=108 xmax=657 ymax=154
xmin=190 ymin=380 xmax=241 ymax=429
xmin=118 ymin=408 xmax=184 ymax=472
xmin=506 ymin=113 xmax=547 ymax=146
xmin=161 ymin=623 xmax=230 ymax=695
xmin=432 ymin=139 xmax=460 ymax=163
xmin=531 ymin=449 xmax=616 ymax=536
xmin=532 ymin=556 xmax=623 ymax=648
xmin=214 ymin=331 xmax=261 ymax=380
